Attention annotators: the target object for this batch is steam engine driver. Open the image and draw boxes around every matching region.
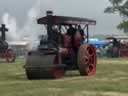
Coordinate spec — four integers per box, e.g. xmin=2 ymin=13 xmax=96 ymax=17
xmin=78 ymin=25 xmax=85 ymax=40
xmin=59 ymin=25 xmax=85 ymax=55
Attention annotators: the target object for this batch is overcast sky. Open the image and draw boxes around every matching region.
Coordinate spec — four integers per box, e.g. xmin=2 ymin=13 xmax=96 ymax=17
xmin=0 ymin=0 xmax=125 ymax=36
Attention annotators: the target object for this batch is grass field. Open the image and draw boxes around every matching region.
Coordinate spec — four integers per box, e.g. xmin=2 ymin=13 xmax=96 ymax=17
xmin=0 ymin=58 xmax=128 ymax=96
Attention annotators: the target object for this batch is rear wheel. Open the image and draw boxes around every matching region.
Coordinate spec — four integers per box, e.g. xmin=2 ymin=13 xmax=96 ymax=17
xmin=77 ymin=44 xmax=97 ymax=76
xmin=5 ymin=49 xmax=15 ymax=63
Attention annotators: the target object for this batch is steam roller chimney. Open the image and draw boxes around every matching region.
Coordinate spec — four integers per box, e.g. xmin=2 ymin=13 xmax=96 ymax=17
xmin=46 ymin=11 xmax=53 ymax=43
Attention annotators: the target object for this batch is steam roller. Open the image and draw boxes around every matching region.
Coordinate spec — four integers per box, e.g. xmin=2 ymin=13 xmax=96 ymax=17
xmin=0 ymin=24 xmax=16 ymax=63
xmin=24 ymin=11 xmax=97 ymax=79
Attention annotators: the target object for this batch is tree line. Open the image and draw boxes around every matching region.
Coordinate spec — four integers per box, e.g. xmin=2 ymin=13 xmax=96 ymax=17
xmin=105 ymin=0 xmax=128 ymax=33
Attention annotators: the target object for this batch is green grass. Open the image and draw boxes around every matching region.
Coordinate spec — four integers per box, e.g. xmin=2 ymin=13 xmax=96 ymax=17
xmin=0 ymin=58 xmax=128 ymax=96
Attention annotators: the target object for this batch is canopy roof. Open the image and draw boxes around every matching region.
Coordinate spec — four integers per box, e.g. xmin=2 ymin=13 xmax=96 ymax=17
xmin=37 ymin=15 xmax=96 ymax=25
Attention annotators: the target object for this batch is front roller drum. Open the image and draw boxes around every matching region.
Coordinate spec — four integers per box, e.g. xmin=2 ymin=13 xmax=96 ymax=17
xmin=25 ymin=51 xmax=65 ymax=79
xmin=77 ymin=44 xmax=97 ymax=76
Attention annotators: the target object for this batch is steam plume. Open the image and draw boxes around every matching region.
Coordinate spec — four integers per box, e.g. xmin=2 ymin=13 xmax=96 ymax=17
xmin=2 ymin=13 xmax=20 ymax=41
xmin=2 ymin=0 xmax=54 ymax=42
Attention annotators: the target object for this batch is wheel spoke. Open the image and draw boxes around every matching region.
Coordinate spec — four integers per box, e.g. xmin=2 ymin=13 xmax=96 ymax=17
xmin=87 ymin=47 xmax=94 ymax=57
xmin=85 ymin=55 xmax=89 ymax=64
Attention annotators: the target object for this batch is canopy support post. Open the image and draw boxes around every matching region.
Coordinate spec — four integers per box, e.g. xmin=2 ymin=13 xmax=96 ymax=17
xmin=86 ymin=25 xmax=89 ymax=43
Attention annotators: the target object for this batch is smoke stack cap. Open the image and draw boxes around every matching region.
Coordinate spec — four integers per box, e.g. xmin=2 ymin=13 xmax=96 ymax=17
xmin=46 ymin=11 xmax=53 ymax=16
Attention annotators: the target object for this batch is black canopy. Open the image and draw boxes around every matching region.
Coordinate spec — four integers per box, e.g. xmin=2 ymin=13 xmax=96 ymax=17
xmin=37 ymin=15 xmax=96 ymax=25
